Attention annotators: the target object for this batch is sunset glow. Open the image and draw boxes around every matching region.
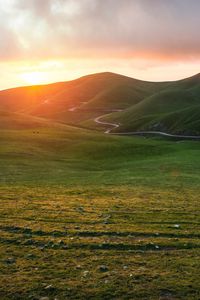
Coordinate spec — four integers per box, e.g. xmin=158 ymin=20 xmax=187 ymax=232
xmin=0 ymin=0 xmax=200 ymax=90
xmin=20 ymin=71 xmax=47 ymax=85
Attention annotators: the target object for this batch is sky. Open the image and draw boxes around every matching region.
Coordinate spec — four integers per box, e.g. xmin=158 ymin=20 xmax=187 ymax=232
xmin=0 ymin=0 xmax=200 ymax=90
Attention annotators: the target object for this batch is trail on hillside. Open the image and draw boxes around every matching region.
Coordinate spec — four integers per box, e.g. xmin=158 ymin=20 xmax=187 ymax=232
xmin=94 ymin=113 xmax=200 ymax=140
xmin=94 ymin=115 xmax=120 ymax=134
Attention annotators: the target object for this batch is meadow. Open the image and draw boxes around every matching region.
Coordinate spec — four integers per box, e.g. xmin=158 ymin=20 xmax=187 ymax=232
xmin=1 ymin=122 xmax=200 ymax=299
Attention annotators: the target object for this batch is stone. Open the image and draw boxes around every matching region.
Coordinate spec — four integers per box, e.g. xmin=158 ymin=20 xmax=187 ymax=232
xmin=174 ymin=224 xmax=180 ymax=228
xmin=58 ymin=240 xmax=64 ymax=245
xmin=123 ymin=265 xmax=128 ymax=270
xmin=5 ymin=257 xmax=16 ymax=264
xmin=26 ymin=253 xmax=36 ymax=259
xmin=44 ymin=284 xmax=55 ymax=291
xmin=83 ymin=270 xmax=89 ymax=277
xmin=76 ymin=265 xmax=82 ymax=269
xmin=99 ymin=265 xmax=109 ymax=272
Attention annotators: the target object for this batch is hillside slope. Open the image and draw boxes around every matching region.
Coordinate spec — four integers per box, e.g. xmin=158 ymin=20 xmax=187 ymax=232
xmin=0 ymin=72 xmax=167 ymax=123
xmin=0 ymin=72 xmax=199 ymax=134
xmin=102 ymin=74 xmax=200 ymax=134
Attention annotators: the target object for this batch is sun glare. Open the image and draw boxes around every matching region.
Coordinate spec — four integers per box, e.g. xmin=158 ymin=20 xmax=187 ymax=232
xmin=21 ymin=71 xmax=46 ymax=85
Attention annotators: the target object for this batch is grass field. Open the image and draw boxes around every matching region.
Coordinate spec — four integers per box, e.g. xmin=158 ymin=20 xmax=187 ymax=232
xmin=1 ymin=117 xmax=200 ymax=299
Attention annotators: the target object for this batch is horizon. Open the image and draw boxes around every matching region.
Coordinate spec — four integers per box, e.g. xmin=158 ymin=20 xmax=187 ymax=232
xmin=1 ymin=0 xmax=200 ymax=90
xmin=0 ymin=70 xmax=200 ymax=92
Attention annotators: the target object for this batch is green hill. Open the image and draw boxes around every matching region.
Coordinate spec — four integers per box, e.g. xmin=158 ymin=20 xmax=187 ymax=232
xmin=102 ymin=74 xmax=200 ymax=134
xmin=0 ymin=72 xmax=167 ymax=124
xmin=0 ymin=72 xmax=199 ymax=134
xmin=78 ymin=74 xmax=166 ymax=111
xmin=25 ymin=72 xmax=168 ymax=127
xmin=0 ymin=110 xmax=62 ymax=130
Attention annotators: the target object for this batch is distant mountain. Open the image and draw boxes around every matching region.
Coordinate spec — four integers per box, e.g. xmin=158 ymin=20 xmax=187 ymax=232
xmin=0 ymin=72 xmax=199 ymax=135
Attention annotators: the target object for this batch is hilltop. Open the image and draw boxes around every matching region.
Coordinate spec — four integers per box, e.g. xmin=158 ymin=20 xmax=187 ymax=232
xmin=0 ymin=72 xmax=199 ymax=135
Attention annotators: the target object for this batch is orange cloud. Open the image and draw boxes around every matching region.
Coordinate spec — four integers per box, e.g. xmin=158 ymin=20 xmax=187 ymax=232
xmin=0 ymin=0 xmax=200 ymax=62
xmin=0 ymin=0 xmax=200 ymax=89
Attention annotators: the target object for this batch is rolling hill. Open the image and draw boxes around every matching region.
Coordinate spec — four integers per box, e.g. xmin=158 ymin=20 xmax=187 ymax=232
xmin=0 ymin=72 xmax=167 ymax=123
xmin=103 ymin=89 xmax=199 ymax=132
xmin=98 ymin=73 xmax=200 ymax=135
xmin=0 ymin=72 xmax=199 ymax=135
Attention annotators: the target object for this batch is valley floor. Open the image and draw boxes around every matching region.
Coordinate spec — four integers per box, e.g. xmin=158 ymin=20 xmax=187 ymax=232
xmin=1 ymin=123 xmax=200 ymax=299
xmin=0 ymin=184 xmax=200 ymax=300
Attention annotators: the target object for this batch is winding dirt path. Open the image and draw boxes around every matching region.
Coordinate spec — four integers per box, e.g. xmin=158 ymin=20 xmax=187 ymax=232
xmin=113 ymin=131 xmax=200 ymax=140
xmin=94 ymin=115 xmax=120 ymax=134
xmin=94 ymin=113 xmax=200 ymax=140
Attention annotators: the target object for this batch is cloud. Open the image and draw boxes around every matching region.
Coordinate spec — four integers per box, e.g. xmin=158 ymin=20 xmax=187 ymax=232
xmin=0 ymin=0 xmax=200 ymax=61
xmin=0 ymin=24 xmax=20 ymax=60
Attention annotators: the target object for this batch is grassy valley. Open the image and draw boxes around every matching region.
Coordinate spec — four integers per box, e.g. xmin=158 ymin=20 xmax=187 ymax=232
xmin=0 ymin=73 xmax=200 ymax=299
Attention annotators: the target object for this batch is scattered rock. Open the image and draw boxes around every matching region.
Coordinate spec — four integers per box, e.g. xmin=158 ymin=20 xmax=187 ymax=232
xmin=58 ymin=240 xmax=64 ymax=245
xmin=44 ymin=284 xmax=55 ymax=292
xmin=39 ymin=246 xmax=45 ymax=251
xmin=76 ymin=265 xmax=82 ymax=269
xmin=83 ymin=270 xmax=89 ymax=277
xmin=99 ymin=265 xmax=109 ymax=272
xmin=26 ymin=253 xmax=36 ymax=260
xmin=174 ymin=224 xmax=180 ymax=228
xmin=62 ymin=245 xmax=68 ymax=250
xmin=5 ymin=257 xmax=16 ymax=264
xmin=51 ymin=244 xmax=59 ymax=249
